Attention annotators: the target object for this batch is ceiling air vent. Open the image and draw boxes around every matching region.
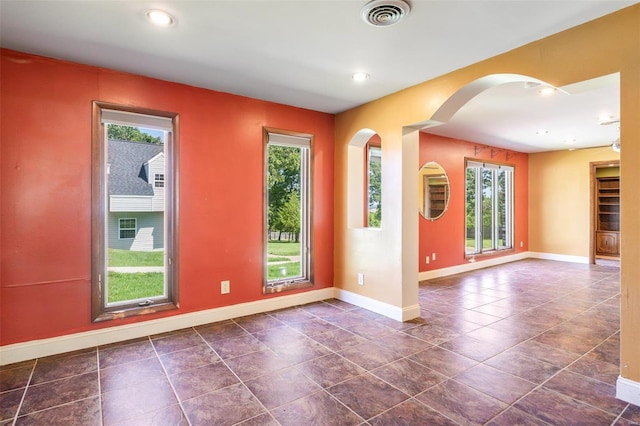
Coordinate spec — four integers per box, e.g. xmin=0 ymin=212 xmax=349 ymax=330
xmin=361 ymin=0 xmax=411 ymax=27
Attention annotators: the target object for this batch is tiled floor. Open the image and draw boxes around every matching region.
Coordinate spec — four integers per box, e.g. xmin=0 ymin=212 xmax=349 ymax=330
xmin=2 ymin=259 xmax=639 ymax=425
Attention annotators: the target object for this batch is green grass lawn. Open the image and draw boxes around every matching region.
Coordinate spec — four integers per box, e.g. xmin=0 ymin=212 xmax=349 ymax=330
xmin=108 ymin=249 xmax=164 ymax=267
xmin=267 ymin=261 xmax=301 ymax=281
xmin=108 ymin=272 xmax=164 ymax=303
xmin=267 ymin=241 xmax=300 ymax=256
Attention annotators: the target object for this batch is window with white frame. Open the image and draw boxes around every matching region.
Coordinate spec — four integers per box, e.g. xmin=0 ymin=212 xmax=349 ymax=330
xmin=154 ymin=173 xmax=165 ymax=188
xmin=118 ymin=218 xmax=136 ymax=239
xmin=465 ymin=160 xmax=514 ymax=255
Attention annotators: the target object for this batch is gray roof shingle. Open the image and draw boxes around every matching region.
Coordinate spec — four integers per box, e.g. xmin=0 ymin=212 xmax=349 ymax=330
xmin=108 ymin=139 xmax=164 ymax=196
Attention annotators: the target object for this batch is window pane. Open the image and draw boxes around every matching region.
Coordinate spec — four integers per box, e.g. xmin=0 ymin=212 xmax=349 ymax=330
xmin=482 ymin=169 xmax=494 ymax=250
xmin=266 ymin=141 xmax=309 ymax=284
xmin=367 ymin=146 xmax=381 ymax=228
xmin=465 ymin=168 xmax=478 ymax=254
xmin=497 ymin=169 xmax=507 ymax=248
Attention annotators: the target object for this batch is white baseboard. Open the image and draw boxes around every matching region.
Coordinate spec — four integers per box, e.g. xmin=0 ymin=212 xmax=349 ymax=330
xmin=0 ymin=288 xmax=334 ymax=366
xmin=418 ymin=251 xmax=530 ymax=281
xmin=335 ymin=288 xmax=420 ymax=321
xmin=527 ymin=251 xmax=589 ymax=264
xmin=617 ymin=376 xmax=640 ymax=406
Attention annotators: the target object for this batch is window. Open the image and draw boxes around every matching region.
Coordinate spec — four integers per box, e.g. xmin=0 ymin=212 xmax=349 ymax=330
xmin=366 ymin=144 xmax=381 ymax=227
xmin=465 ymin=160 xmax=514 ymax=255
xmin=92 ymin=102 xmax=179 ymax=321
xmin=118 ymin=218 xmax=136 ymax=239
xmin=264 ymin=129 xmax=312 ymax=292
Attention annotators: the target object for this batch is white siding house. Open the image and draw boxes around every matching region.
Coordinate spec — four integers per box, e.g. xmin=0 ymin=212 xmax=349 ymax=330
xmin=108 ymin=140 xmax=164 ymax=251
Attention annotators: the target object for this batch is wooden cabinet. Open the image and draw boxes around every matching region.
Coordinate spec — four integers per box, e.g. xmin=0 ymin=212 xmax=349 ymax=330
xmin=428 ymin=183 xmax=448 ymax=218
xmin=596 ymin=177 xmax=620 ymax=256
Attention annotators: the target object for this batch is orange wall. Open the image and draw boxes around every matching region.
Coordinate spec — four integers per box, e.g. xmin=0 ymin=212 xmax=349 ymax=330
xmin=418 ymin=133 xmax=529 ymax=272
xmin=0 ymin=49 xmax=335 ymax=345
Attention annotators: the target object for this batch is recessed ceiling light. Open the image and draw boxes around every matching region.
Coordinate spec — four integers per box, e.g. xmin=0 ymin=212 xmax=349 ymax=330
xmin=352 ymin=72 xmax=370 ymax=82
xmin=537 ymin=87 xmax=556 ymax=96
xmin=146 ymin=9 xmax=174 ymax=27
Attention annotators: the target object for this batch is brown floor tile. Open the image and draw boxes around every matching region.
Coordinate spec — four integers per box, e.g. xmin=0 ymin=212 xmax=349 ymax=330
xmin=484 ymin=351 xmax=560 ymax=384
xmin=487 ymin=406 xmax=554 ymax=425
xmin=297 ymin=353 xmax=366 ymax=388
xmin=224 ymin=349 xmax=291 ymax=381
xmin=98 ymin=339 xmax=155 ymax=369
xmin=150 ymin=329 xmax=204 ymax=355
xmin=169 ymin=362 xmax=238 ymax=401
xmin=236 ymin=412 xmax=280 ymax=426
xmin=345 ymin=321 xmax=396 ymax=340
xmin=0 ymin=388 xmax=24 ymax=422
xmin=311 ymin=328 xmax=368 ymax=352
xmin=158 ymin=343 xmax=221 ymax=376
xmin=0 ymin=364 xmax=33 ymax=392
xmin=115 ymin=404 xmax=188 ymax=426
xmin=101 ymin=376 xmax=177 ymax=425
xmin=269 ymin=336 xmax=331 ymax=364
xmin=440 ymin=334 xmax=512 ymax=362
xmin=327 ymin=373 xmax=409 ymax=420
xmin=30 ymin=351 xmax=97 ymax=385
xmin=415 ymin=379 xmax=507 ymax=425
xmin=375 ymin=331 xmax=433 ymax=357
xmin=620 ymin=404 xmax=640 ymax=423
xmin=410 ymin=346 xmax=477 ymax=377
xmin=233 ymin=314 xmax=284 ymax=333
xmin=455 ymin=364 xmax=536 ymax=404
xmin=272 ymin=390 xmax=363 ymax=426
xmin=251 ymin=325 xmax=306 ymax=348
xmin=300 ymin=301 xmax=347 ymax=317
xmin=195 ymin=320 xmax=248 ymax=342
xmin=402 ymin=324 xmax=460 ymax=345
xmin=567 ymin=351 xmax=620 ymax=386
xmin=543 ymin=370 xmax=627 ymax=414
xmin=208 ymin=334 xmax=268 ymax=359
xmin=268 ymin=307 xmax=314 ymax=324
xmin=514 ymin=387 xmax=617 ymax=425
xmin=182 ymin=383 xmax=265 ymax=426
xmin=338 ymin=341 xmax=403 ymax=370
xmin=100 ymin=356 xmax=165 ymax=394
xmin=245 ymin=367 xmax=321 ymax=409
xmin=371 ymin=358 xmax=447 ymax=396
xmin=287 ymin=317 xmax=338 ymax=336
xmin=20 ymin=372 xmax=98 ymax=415
xmin=14 ymin=396 xmax=101 ymax=426
xmin=369 ymin=399 xmax=458 ymax=426
xmin=508 ymin=339 xmax=580 ymax=368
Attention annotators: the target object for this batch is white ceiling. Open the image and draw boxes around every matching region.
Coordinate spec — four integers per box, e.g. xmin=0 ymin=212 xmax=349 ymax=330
xmin=1 ymin=0 xmax=634 ymax=152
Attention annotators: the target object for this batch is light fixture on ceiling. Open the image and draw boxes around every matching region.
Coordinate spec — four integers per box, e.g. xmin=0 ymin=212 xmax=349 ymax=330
xmin=146 ymin=9 xmax=174 ymax=27
xmin=598 ymin=115 xmax=620 ymax=126
xmin=536 ymin=129 xmax=549 ymax=135
xmin=537 ymin=86 xmax=557 ymax=96
xmin=361 ymin=0 xmax=411 ymax=27
xmin=352 ymin=72 xmax=370 ymax=82
xmin=612 ymin=138 xmax=621 ymax=152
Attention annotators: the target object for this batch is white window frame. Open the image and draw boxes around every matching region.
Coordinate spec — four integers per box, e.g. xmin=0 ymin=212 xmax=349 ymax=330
xmin=154 ymin=173 xmax=165 ymax=188
xmin=465 ymin=159 xmax=514 ymax=256
xmin=118 ymin=218 xmax=136 ymax=239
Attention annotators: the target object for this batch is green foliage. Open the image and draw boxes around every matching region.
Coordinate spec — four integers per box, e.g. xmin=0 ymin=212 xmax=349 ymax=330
xmin=367 ymin=148 xmax=382 ymax=227
xmin=268 ymin=145 xmax=301 ymax=238
xmin=107 ymin=272 xmax=164 ymax=303
xmin=107 ymin=124 xmax=162 ymax=144
xmin=108 ymin=249 xmax=164 ymax=267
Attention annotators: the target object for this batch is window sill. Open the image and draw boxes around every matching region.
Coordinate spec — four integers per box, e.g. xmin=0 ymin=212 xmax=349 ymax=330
xmin=264 ymin=280 xmax=313 ymax=294
xmin=93 ymin=301 xmax=178 ymax=323
xmin=465 ymin=248 xmax=515 ymax=261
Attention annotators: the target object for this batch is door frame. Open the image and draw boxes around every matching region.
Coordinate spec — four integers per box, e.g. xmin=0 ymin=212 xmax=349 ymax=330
xmin=589 ymin=160 xmax=620 ymax=264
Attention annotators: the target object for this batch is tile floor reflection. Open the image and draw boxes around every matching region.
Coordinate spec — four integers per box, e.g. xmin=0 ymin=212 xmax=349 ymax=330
xmin=2 ymin=259 xmax=639 ymax=425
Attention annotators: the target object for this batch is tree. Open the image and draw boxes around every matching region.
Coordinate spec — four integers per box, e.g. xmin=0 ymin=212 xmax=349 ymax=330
xmin=275 ymin=192 xmax=301 ymax=242
xmin=268 ymin=145 xmax=301 ymax=240
xmin=368 ymin=153 xmax=382 ymax=227
xmin=107 ymin=124 xmax=162 ymax=144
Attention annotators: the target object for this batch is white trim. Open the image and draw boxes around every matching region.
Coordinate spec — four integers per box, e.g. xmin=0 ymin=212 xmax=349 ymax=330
xmin=419 ymin=251 xmax=529 ymax=281
xmin=0 ymin=288 xmax=334 ymax=365
xmin=616 ymin=376 xmax=640 ymax=406
xmin=526 ymin=251 xmax=589 ymax=264
xmin=335 ymin=288 xmax=419 ymax=321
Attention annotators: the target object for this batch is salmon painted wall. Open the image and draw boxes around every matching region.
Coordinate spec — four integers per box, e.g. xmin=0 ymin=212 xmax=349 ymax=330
xmin=0 ymin=49 xmax=335 ymax=346
xmin=418 ymin=133 xmax=528 ymax=272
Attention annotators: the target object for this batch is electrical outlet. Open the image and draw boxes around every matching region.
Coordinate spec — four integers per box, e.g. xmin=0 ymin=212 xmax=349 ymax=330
xmin=357 ymin=273 xmax=364 ymax=286
xmin=221 ymin=280 xmax=230 ymax=294
xmin=426 ymin=256 xmax=430 ymax=265
xmin=432 ymin=253 xmax=436 ymax=261
xmin=520 ymin=241 xmax=524 ymax=247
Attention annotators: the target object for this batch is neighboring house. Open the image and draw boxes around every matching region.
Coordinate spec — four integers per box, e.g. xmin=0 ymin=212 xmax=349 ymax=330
xmin=108 ymin=139 xmax=164 ymax=251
